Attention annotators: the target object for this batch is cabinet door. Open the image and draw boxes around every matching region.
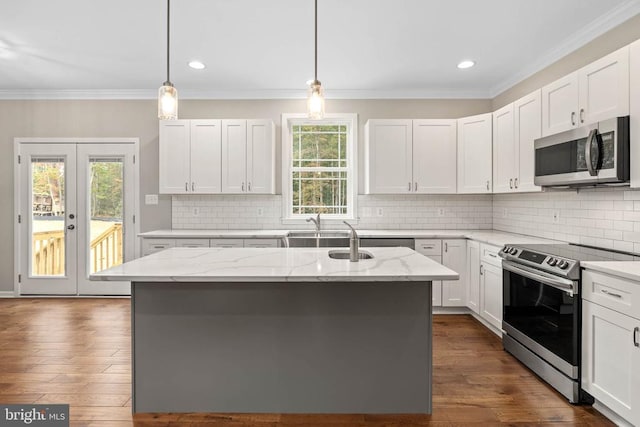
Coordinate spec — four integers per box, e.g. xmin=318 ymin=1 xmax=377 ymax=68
xmin=578 ymin=46 xmax=630 ymax=126
xmin=175 ymin=239 xmax=210 ymax=248
xmin=629 ymin=40 xmax=640 ymax=188
xmin=364 ymin=120 xmax=413 ymax=194
xmin=541 ymin=72 xmax=579 ymax=137
xmin=209 ymin=239 xmax=244 ymax=248
xmin=244 ymin=239 xmax=280 ymax=248
xmin=141 ymin=239 xmax=176 ymax=256
xmin=582 ymin=300 xmax=640 ymax=426
xmin=457 ymin=113 xmax=492 ymax=194
xmin=221 ymin=120 xmax=248 ymax=193
xmin=412 ymin=120 xmax=457 ymax=193
xmin=190 ymin=120 xmax=222 ymax=193
xmin=442 ymin=239 xmax=467 ymax=307
xmin=426 ymin=255 xmax=443 ymax=307
xmin=246 ymin=120 xmax=275 ymax=194
xmin=492 ymin=104 xmax=516 ymax=194
xmin=480 ymin=262 xmax=503 ymax=330
xmin=514 ymin=90 xmax=542 ymax=193
xmin=466 ymin=240 xmax=480 ymax=314
xmin=159 ymin=120 xmax=191 ymax=194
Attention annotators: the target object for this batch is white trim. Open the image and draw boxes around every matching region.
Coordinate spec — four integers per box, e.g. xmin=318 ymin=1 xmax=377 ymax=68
xmin=490 ymin=0 xmax=640 ymax=97
xmin=281 ymin=113 xmax=358 ymax=224
xmin=0 ymin=291 xmax=16 ymax=298
xmin=15 ymin=137 xmax=138 ymax=144
xmin=593 ymin=400 xmax=634 ymax=427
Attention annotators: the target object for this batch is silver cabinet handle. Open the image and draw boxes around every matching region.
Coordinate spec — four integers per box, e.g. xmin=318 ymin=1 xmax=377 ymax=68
xmin=414 ymin=182 xmax=418 ymax=191
xmin=486 ymin=180 xmax=490 ymax=191
xmin=185 ymin=182 xmax=189 ymax=192
xmin=444 ymin=242 xmax=448 ymax=252
xmin=248 ymin=182 xmax=252 ymax=192
xmin=408 ymin=182 xmax=412 ymax=192
xmin=421 ymin=245 xmax=435 ymax=249
xmin=514 ymin=177 xmax=518 ymax=189
xmin=580 ymin=108 xmax=585 ymax=123
xmin=509 ymin=178 xmax=513 ymax=189
xmin=571 ymin=111 xmax=576 ymax=126
xmin=480 ymin=264 xmax=484 ymax=275
xmin=601 ymin=289 xmax=622 ymax=299
xmin=488 ymin=253 xmax=497 ymax=258
xmin=192 ymin=182 xmax=195 ymax=191
xmin=242 ymin=182 xmax=245 ymax=192
xmin=634 ymin=327 xmax=639 ymax=347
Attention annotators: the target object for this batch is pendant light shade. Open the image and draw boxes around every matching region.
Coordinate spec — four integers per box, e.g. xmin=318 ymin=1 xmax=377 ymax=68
xmin=307 ymin=0 xmax=324 ymax=119
xmin=158 ymin=0 xmax=178 ymax=120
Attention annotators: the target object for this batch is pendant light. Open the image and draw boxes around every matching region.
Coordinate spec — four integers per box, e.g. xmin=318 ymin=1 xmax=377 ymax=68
xmin=158 ymin=0 xmax=178 ymax=120
xmin=307 ymin=0 xmax=325 ymax=119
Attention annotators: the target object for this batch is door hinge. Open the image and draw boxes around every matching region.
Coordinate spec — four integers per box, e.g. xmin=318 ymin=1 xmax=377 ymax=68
xmin=18 ymin=214 xmax=21 ymax=224
xmin=18 ymin=274 xmax=21 ymax=283
xmin=17 ymin=155 xmax=21 ymax=164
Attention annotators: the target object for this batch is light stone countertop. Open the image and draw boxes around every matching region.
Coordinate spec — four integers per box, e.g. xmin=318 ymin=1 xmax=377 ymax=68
xmin=138 ymin=229 xmax=557 ymax=248
xmin=581 ymin=261 xmax=640 ymax=282
xmin=92 ymin=247 xmax=459 ymax=283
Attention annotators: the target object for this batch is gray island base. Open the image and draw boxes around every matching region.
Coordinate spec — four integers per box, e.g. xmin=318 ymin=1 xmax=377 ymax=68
xmin=92 ymin=247 xmax=459 ymax=414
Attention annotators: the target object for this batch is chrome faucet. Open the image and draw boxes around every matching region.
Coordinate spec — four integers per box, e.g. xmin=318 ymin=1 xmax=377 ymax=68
xmin=306 ymin=213 xmax=321 ymax=233
xmin=343 ymin=221 xmax=360 ymax=262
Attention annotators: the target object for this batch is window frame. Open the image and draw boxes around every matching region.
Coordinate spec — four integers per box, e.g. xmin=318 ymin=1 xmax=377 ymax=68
xmin=281 ymin=113 xmax=358 ymax=224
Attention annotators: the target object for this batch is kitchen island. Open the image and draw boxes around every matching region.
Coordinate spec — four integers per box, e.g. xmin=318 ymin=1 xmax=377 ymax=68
xmin=92 ymin=247 xmax=458 ymax=414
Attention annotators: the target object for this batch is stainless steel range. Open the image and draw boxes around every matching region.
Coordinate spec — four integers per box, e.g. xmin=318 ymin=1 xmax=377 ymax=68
xmin=498 ymin=243 xmax=638 ymax=403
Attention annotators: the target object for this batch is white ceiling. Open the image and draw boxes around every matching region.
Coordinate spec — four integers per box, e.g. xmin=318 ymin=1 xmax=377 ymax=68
xmin=1 ymin=0 xmax=640 ymax=99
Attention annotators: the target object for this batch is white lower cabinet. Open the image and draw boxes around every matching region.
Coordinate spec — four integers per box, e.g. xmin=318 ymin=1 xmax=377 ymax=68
xmin=478 ymin=243 xmax=503 ymax=331
xmin=442 ymin=239 xmax=467 ymax=307
xmin=582 ymin=270 xmax=640 ymax=426
xmin=466 ymin=240 xmax=480 ymax=314
xmin=415 ymin=239 xmax=443 ymax=307
xmin=243 ymin=239 xmax=280 ymax=248
xmin=142 ymin=239 xmax=176 ymax=256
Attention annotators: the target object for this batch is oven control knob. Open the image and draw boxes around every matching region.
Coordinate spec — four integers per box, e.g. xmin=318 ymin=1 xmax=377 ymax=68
xmin=558 ymin=260 xmax=569 ymax=269
xmin=509 ymin=247 xmax=518 ymax=255
xmin=504 ymin=246 xmax=511 ymax=254
xmin=547 ymin=258 xmax=558 ymax=266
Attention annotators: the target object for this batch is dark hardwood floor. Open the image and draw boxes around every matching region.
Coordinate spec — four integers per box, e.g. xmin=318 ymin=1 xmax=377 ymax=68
xmin=0 ymin=299 xmax=612 ymax=426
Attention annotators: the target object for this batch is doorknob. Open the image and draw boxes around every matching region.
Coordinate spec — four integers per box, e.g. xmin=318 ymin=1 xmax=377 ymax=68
xmin=67 ymin=224 xmax=75 ymax=230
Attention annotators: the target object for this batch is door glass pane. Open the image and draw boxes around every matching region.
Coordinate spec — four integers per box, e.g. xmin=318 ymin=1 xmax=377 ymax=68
xmin=31 ymin=158 xmax=66 ymax=276
xmin=89 ymin=158 xmax=124 ymax=274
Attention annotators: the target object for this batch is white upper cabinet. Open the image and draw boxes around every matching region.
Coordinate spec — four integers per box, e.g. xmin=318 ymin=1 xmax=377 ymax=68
xmin=364 ymin=120 xmax=413 ymax=194
xmin=159 ymin=120 xmax=221 ymax=194
xmin=542 ymin=46 xmax=629 ymax=136
xmin=457 ymin=113 xmax=492 ymax=194
xmin=492 ymin=104 xmax=516 ymax=193
xmin=365 ymin=119 xmax=456 ymax=194
xmin=514 ymin=90 xmax=542 ymax=193
xmin=221 ymin=119 xmax=275 ymax=194
xmin=631 ymin=39 xmax=640 ymax=188
xmin=412 ymin=120 xmax=457 ymax=194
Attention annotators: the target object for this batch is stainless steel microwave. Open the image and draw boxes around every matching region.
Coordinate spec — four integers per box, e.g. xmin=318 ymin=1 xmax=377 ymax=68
xmin=534 ymin=116 xmax=630 ymax=187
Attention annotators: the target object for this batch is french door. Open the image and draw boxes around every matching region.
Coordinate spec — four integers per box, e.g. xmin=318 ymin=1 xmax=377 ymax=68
xmin=16 ymin=141 xmax=138 ymax=295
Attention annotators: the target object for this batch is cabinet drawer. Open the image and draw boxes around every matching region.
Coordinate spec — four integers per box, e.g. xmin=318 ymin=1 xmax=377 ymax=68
xmin=175 ymin=239 xmax=210 ymax=248
xmin=142 ymin=239 xmax=176 ymax=256
xmin=582 ymin=270 xmax=640 ymax=320
xmin=415 ymin=239 xmax=442 ymax=256
xmin=244 ymin=239 xmax=280 ymax=248
xmin=481 ymin=243 xmax=502 ymax=267
xmin=209 ymin=239 xmax=244 ymax=248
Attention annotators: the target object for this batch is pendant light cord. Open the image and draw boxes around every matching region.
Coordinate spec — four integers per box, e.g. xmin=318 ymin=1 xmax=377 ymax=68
xmin=314 ymin=0 xmax=318 ymax=81
xmin=166 ymin=0 xmax=171 ymax=83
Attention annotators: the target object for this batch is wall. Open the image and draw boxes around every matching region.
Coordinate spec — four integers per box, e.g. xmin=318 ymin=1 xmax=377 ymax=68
xmin=494 ymin=188 xmax=640 ymax=253
xmin=172 ymin=194 xmax=493 ymax=230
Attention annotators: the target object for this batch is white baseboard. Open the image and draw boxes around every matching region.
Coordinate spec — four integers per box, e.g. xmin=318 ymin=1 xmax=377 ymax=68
xmin=593 ymin=401 xmax=633 ymax=427
xmin=469 ymin=312 xmax=503 ymax=338
xmin=433 ymin=306 xmax=470 ymax=315
xmin=0 ymin=291 xmax=16 ymax=298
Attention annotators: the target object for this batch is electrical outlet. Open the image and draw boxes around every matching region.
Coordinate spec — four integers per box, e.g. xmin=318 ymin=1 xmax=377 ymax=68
xmin=502 ymin=208 xmax=508 ymax=218
xmin=552 ymin=210 xmax=560 ymax=223
xmin=145 ymin=194 xmax=159 ymax=205
xmin=376 ymin=207 xmax=384 ymax=217
xmin=192 ymin=207 xmax=200 ymax=217
xmin=257 ymin=207 xmax=264 ymax=217
xmin=437 ymin=208 xmax=445 ymax=217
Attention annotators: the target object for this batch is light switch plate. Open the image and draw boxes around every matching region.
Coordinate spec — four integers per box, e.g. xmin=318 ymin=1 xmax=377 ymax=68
xmin=145 ymin=194 xmax=159 ymax=205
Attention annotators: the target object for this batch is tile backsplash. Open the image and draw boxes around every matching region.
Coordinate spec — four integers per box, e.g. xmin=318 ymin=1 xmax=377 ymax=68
xmin=494 ymin=187 xmax=640 ymax=253
xmin=172 ymin=194 xmax=493 ymax=230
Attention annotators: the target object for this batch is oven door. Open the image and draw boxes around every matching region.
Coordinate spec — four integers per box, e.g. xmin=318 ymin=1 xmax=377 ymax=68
xmin=502 ymin=260 xmax=579 ymax=379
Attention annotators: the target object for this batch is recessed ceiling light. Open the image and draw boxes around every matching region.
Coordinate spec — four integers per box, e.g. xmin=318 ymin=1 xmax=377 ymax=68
xmin=457 ymin=60 xmax=475 ymax=69
xmin=188 ymin=60 xmax=206 ymax=70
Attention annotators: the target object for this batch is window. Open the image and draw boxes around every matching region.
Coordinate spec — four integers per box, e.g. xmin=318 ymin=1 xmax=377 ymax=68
xmin=282 ymin=114 xmax=357 ymax=222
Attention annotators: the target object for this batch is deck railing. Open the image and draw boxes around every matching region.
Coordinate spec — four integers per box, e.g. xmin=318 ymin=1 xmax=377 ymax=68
xmin=32 ymin=222 xmax=123 ymax=276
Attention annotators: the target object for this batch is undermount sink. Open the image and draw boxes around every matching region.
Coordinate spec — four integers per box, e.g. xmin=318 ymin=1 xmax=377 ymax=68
xmin=285 ymin=230 xmax=351 ymax=248
xmin=328 ymin=250 xmax=374 ymax=260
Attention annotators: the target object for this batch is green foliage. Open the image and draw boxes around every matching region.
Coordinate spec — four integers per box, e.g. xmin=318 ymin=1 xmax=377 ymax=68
xmin=90 ymin=161 xmax=123 ymax=219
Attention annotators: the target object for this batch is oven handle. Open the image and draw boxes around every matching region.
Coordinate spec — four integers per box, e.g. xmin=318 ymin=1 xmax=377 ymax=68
xmin=502 ymin=260 xmax=576 ymax=296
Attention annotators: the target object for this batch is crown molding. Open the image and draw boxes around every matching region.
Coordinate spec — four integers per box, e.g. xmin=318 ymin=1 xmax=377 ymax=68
xmin=490 ymin=0 xmax=640 ymax=97
xmin=0 ymin=87 xmax=492 ymax=101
